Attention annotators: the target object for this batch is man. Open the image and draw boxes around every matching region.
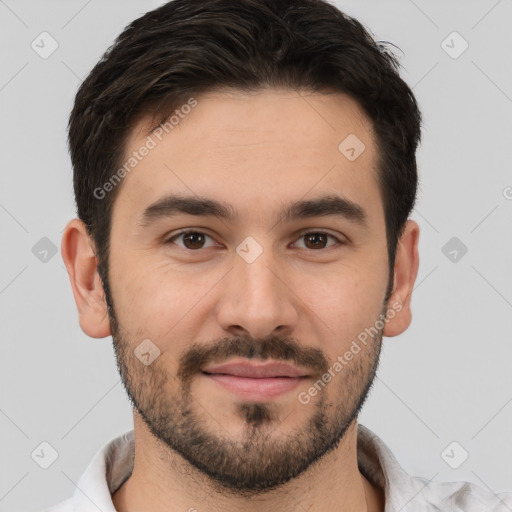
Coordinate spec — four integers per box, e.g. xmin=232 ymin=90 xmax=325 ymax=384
xmin=47 ymin=0 xmax=511 ymax=511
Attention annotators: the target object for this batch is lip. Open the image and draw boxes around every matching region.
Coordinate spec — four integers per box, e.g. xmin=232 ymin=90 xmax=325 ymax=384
xmin=202 ymin=359 xmax=310 ymax=378
xmin=201 ymin=359 xmax=310 ymax=401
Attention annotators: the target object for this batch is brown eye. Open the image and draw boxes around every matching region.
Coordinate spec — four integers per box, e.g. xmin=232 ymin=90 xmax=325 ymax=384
xmin=168 ymin=231 xmax=216 ymax=250
xmin=304 ymin=233 xmax=328 ymax=249
xmin=295 ymin=232 xmax=339 ymax=250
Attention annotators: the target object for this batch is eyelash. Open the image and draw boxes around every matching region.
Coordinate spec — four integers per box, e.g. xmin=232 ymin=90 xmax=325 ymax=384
xmin=165 ymin=229 xmax=345 ymax=251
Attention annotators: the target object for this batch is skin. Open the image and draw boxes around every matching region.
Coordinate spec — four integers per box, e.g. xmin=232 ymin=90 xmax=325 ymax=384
xmin=62 ymin=88 xmax=419 ymax=512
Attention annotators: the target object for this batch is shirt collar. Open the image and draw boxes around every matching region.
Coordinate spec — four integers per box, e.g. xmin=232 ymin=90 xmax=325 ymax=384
xmin=69 ymin=423 xmax=428 ymax=512
xmin=71 ymin=429 xmax=134 ymax=512
xmin=356 ymin=424 xmax=439 ymax=511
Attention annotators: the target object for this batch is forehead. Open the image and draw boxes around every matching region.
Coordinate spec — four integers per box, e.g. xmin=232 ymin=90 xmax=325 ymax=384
xmin=113 ymin=88 xmax=383 ymax=229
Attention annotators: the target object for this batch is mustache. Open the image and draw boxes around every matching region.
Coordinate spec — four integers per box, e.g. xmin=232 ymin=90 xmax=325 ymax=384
xmin=177 ymin=335 xmax=329 ymax=384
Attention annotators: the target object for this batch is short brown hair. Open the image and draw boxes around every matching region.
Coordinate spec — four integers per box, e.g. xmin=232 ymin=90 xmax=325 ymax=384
xmin=68 ymin=0 xmax=421 ymax=305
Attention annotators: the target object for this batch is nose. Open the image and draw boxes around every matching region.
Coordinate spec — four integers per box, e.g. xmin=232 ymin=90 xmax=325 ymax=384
xmin=216 ymin=248 xmax=299 ymax=340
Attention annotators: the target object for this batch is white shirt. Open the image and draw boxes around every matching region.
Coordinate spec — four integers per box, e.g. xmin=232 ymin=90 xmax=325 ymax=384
xmin=41 ymin=424 xmax=512 ymax=512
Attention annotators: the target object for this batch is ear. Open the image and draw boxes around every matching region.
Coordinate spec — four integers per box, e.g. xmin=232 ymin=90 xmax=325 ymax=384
xmin=61 ymin=218 xmax=111 ymax=338
xmin=383 ymin=219 xmax=420 ymax=337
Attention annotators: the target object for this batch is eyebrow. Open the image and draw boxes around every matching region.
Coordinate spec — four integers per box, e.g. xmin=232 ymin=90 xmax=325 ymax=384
xmin=138 ymin=193 xmax=368 ymax=229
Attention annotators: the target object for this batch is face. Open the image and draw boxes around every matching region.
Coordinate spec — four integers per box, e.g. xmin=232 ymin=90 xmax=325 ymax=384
xmin=105 ymin=88 xmax=392 ymax=493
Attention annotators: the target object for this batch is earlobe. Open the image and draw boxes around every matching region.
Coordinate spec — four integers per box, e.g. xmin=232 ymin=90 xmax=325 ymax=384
xmin=383 ymin=219 xmax=420 ymax=338
xmin=61 ymin=218 xmax=112 ymax=338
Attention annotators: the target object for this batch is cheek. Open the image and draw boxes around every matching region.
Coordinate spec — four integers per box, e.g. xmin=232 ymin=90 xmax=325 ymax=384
xmin=108 ymin=252 xmax=171 ymax=329
xmin=297 ymin=263 xmax=387 ymax=346
xmin=108 ymin=252 xmax=218 ymax=336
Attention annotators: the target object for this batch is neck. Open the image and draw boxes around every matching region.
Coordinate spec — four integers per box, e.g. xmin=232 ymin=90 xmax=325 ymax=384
xmin=112 ymin=416 xmax=385 ymax=512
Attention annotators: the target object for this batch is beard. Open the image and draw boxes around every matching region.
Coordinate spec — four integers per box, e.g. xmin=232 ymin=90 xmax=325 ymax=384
xmin=108 ymin=304 xmax=384 ymax=496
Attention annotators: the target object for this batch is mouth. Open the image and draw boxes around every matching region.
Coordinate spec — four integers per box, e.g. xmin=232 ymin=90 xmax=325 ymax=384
xmin=201 ymin=359 xmax=311 ymax=401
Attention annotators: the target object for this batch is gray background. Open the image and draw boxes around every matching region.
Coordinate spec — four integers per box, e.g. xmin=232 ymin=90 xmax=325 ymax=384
xmin=1 ymin=0 xmax=511 ymax=510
